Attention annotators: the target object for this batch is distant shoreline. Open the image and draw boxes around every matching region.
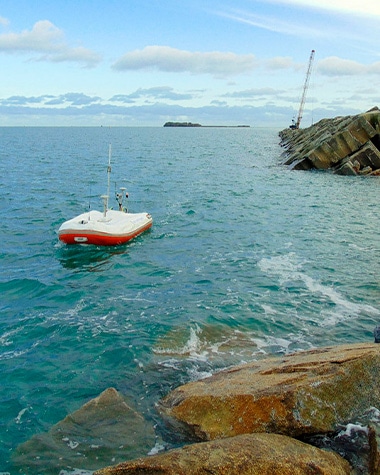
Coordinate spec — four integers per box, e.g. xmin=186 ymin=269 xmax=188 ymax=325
xmin=163 ymin=121 xmax=250 ymax=128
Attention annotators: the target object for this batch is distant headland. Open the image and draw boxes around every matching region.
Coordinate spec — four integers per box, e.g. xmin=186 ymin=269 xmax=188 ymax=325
xmin=163 ymin=122 xmax=250 ymax=128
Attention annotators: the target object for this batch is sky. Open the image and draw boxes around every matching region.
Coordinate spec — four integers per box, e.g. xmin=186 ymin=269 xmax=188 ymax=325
xmin=0 ymin=0 xmax=379 ymax=127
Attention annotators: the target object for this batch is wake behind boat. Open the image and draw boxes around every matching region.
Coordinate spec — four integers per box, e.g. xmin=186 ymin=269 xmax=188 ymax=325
xmin=58 ymin=146 xmax=152 ymax=246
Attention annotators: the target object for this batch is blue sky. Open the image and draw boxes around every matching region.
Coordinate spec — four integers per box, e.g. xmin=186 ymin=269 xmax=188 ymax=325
xmin=1 ymin=0 xmax=379 ymax=127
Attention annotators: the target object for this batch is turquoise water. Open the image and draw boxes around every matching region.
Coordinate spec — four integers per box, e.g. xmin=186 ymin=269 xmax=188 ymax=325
xmin=0 ymin=126 xmax=379 ymax=474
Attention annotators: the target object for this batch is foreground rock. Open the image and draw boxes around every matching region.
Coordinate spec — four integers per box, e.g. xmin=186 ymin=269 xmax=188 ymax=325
xmin=95 ymin=432 xmax=351 ymax=475
xmin=158 ymin=343 xmax=380 ymax=441
xmin=13 ymin=388 xmax=155 ymax=474
xmin=279 ymin=107 xmax=380 ymax=175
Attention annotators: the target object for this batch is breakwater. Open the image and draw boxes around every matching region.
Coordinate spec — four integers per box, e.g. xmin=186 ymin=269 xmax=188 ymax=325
xmin=279 ymin=107 xmax=380 ymax=175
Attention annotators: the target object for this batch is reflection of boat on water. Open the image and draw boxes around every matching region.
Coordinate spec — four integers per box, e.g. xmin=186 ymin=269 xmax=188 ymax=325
xmin=58 ymin=145 xmax=153 ymax=246
xmin=57 ymin=244 xmax=126 ymax=272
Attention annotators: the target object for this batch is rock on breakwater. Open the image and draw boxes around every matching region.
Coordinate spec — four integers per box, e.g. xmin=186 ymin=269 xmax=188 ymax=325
xmin=12 ymin=388 xmax=155 ymax=473
xmin=279 ymin=107 xmax=380 ymax=175
xmin=95 ymin=433 xmax=351 ymax=475
xmin=158 ymin=343 xmax=380 ymax=441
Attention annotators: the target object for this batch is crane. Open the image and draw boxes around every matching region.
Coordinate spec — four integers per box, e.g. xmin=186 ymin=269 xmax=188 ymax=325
xmin=290 ymin=49 xmax=315 ymax=129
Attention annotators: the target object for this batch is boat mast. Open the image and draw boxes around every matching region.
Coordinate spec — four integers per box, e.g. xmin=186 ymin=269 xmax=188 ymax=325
xmin=101 ymin=144 xmax=112 ymax=217
xmin=106 ymin=143 xmax=112 ymax=209
xmin=293 ymin=49 xmax=315 ymax=129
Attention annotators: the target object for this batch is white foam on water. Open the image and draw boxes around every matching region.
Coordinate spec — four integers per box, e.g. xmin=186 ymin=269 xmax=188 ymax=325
xmin=48 ymin=297 xmax=139 ymax=338
xmin=157 ymin=358 xmax=182 ymax=370
xmin=61 ymin=437 xmax=80 ymax=450
xmin=68 ymin=440 xmax=80 ymax=450
xmin=109 ymin=295 xmax=155 ymax=304
xmin=258 ymin=252 xmax=303 ymax=283
xmin=0 ymin=349 xmax=27 ymax=361
xmin=183 ymin=325 xmax=205 ymax=358
xmin=148 ymin=442 xmax=166 ymax=456
xmin=187 ymin=366 xmax=213 ymax=381
xmin=59 ymin=470 xmax=93 ymax=475
xmin=261 ymin=304 xmax=277 ymax=316
xmin=154 ymin=323 xmax=316 ymax=382
xmin=15 ymin=407 xmax=30 ymax=424
xmin=363 ymin=406 xmax=380 ymax=422
xmin=338 ymin=423 xmax=369 ymax=437
xmin=154 ymin=324 xmax=208 ymax=361
xmin=64 ymin=299 xmax=87 ymax=319
xmin=0 ymin=328 xmax=28 ymax=361
xmin=302 ymin=273 xmax=379 ymax=326
xmin=251 ymin=336 xmax=292 ymax=354
xmin=0 ymin=329 xmax=18 ymax=346
xmin=258 ymin=253 xmax=380 ymax=327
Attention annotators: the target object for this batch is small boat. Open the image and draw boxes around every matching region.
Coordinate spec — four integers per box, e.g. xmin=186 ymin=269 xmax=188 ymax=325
xmin=58 ymin=145 xmax=152 ymax=246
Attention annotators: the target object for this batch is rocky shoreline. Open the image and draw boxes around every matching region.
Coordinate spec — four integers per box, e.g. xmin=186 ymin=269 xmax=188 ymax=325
xmin=97 ymin=342 xmax=380 ymax=474
xmin=279 ymin=107 xmax=380 ymax=175
xmin=13 ymin=342 xmax=380 ymax=474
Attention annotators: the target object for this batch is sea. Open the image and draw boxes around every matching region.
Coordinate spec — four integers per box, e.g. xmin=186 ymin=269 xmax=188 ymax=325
xmin=0 ymin=126 xmax=379 ymax=474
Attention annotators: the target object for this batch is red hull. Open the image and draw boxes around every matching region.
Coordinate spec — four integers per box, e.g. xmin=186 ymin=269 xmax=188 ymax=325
xmin=59 ymin=221 xmax=152 ymax=246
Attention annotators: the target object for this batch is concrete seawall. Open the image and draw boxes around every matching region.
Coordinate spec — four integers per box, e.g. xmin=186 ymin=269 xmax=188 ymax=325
xmin=279 ymin=107 xmax=380 ymax=176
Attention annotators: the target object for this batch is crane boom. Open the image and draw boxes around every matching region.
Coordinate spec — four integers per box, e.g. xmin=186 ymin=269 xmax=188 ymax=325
xmin=293 ymin=49 xmax=315 ymax=129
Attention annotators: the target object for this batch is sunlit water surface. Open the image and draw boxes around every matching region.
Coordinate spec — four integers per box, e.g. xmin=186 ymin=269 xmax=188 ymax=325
xmin=0 ymin=126 xmax=379 ymax=473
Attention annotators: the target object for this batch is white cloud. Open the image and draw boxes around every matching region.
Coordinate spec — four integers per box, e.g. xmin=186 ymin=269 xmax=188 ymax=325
xmin=264 ymin=56 xmax=300 ymax=70
xmin=39 ymin=46 xmax=101 ymax=68
xmin=110 ymin=87 xmax=194 ymax=102
xmin=0 ymin=20 xmax=63 ymax=52
xmin=214 ymin=2 xmax=378 ymax=48
xmin=318 ymin=57 xmax=380 ymax=76
xmin=269 ymin=0 xmax=380 ymax=17
xmin=0 ymin=20 xmax=101 ymax=67
xmin=214 ymin=9 xmax=325 ymax=38
xmin=46 ymin=93 xmax=101 ymax=106
xmin=223 ymin=87 xmax=283 ymax=98
xmin=1 ymin=93 xmax=101 ymax=107
xmin=0 ymin=16 xmax=9 ymax=26
xmin=112 ymin=45 xmax=256 ymax=77
xmin=0 ymin=90 xmax=369 ymax=127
